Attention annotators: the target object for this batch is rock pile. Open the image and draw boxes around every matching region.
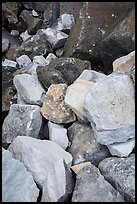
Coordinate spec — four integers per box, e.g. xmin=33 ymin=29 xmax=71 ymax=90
xmin=2 ymin=2 xmax=135 ymax=202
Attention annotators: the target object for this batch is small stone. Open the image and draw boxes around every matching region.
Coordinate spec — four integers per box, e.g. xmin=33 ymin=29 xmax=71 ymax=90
xmin=33 ymin=55 xmax=47 ymax=66
xmin=2 ymin=59 xmax=17 ymax=68
xmin=2 ymin=38 xmax=10 ymax=53
xmin=32 ymin=10 xmax=39 ymax=17
xmin=16 ymin=55 xmax=31 ymax=68
xmin=10 ymin=30 xmax=20 ymax=37
xmin=71 ymin=162 xmax=91 ymax=174
xmin=20 ymin=30 xmax=32 ymax=42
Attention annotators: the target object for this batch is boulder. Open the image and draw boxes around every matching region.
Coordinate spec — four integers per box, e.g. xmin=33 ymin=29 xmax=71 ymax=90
xmin=68 ymin=122 xmax=110 ymax=166
xmin=33 ymin=55 xmax=47 ymax=66
xmin=98 ymin=154 xmax=135 ymax=202
xmin=2 ymin=104 xmax=42 ymax=144
xmin=40 ymin=84 xmax=76 ymax=124
xmin=84 ymin=73 xmax=135 ymax=145
xmin=48 ymin=121 xmax=69 ymax=150
xmin=13 ymin=74 xmax=46 ymax=106
xmin=16 ymin=55 xmax=31 ymax=68
xmin=2 ymin=38 xmax=10 ymax=53
xmin=2 ymin=149 xmax=39 ymax=202
xmin=71 ymin=163 xmax=125 ymax=202
xmin=8 ymin=136 xmax=74 ymax=202
xmin=20 ymin=30 xmax=32 ymax=42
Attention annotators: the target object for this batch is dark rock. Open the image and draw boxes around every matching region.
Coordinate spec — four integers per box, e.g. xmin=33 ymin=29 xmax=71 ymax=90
xmin=99 ymin=154 xmax=135 ymax=202
xmin=21 ymin=2 xmax=50 ymax=12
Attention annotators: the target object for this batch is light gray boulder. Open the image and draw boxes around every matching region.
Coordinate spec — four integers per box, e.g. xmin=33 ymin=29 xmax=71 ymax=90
xmin=16 ymin=55 xmax=32 ymax=68
xmin=98 ymin=154 xmax=135 ymax=202
xmin=2 ymin=149 xmax=39 ymax=202
xmin=2 ymin=59 xmax=17 ymax=68
xmin=71 ymin=163 xmax=125 ymax=202
xmin=13 ymin=74 xmax=46 ymax=106
xmin=33 ymin=55 xmax=47 ymax=66
xmin=2 ymin=38 xmax=10 ymax=53
xmin=48 ymin=121 xmax=69 ymax=150
xmin=20 ymin=30 xmax=32 ymax=42
xmin=8 ymin=136 xmax=74 ymax=202
xmin=2 ymin=104 xmax=42 ymax=144
xmin=84 ymin=73 xmax=135 ymax=145
xmin=10 ymin=30 xmax=20 ymax=37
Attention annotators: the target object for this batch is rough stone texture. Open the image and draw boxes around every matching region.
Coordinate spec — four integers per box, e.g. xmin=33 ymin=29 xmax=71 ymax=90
xmin=2 ymin=59 xmax=17 ymax=68
xmin=98 ymin=154 xmax=135 ymax=202
xmin=2 ymin=104 xmax=42 ymax=144
xmin=63 ymin=2 xmax=134 ymax=71
xmin=84 ymin=73 xmax=135 ymax=145
xmin=51 ymin=13 xmax=75 ymax=34
xmin=40 ymin=84 xmax=76 ymax=124
xmin=2 ymin=38 xmax=10 ymax=53
xmin=72 ymin=163 xmax=125 ymax=202
xmin=13 ymin=74 xmax=46 ymax=106
xmin=41 ymin=28 xmax=68 ymax=49
xmin=37 ymin=57 xmax=91 ymax=89
xmin=130 ymin=63 xmax=135 ymax=87
xmin=10 ymin=30 xmax=20 ymax=37
xmin=6 ymin=46 xmax=24 ymax=61
xmin=16 ymin=55 xmax=31 ymax=68
xmin=71 ymin=162 xmax=91 ymax=174
xmin=107 ymin=138 xmax=135 ymax=157
xmin=68 ymin=122 xmax=110 ymax=166
xmin=101 ymin=8 xmax=135 ymax=74
xmin=33 ymin=55 xmax=47 ymax=66
xmin=22 ymin=2 xmax=50 ymax=12
xmin=20 ymin=30 xmax=32 ymax=42
xmin=48 ymin=121 xmax=69 ymax=150
xmin=44 ymin=53 xmax=57 ymax=65
xmin=2 ymin=149 xmax=39 ymax=202
xmin=113 ymin=50 xmax=135 ymax=72
xmin=8 ymin=136 xmax=74 ymax=202
xmin=65 ymin=80 xmax=95 ymax=121
xmin=55 ymin=47 xmax=64 ymax=57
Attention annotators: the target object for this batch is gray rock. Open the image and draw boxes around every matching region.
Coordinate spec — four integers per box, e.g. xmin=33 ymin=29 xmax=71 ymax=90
xmin=2 ymin=149 xmax=39 ymax=202
xmin=2 ymin=104 xmax=42 ymax=144
xmin=16 ymin=55 xmax=31 ymax=68
xmin=98 ymin=154 xmax=135 ymax=202
xmin=2 ymin=38 xmax=10 ymax=53
xmin=20 ymin=30 xmax=32 ymax=42
xmin=48 ymin=121 xmax=69 ymax=150
xmin=107 ymin=138 xmax=135 ymax=157
xmin=51 ymin=13 xmax=75 ymax=34
xmin=72 ymin=163 xmax=125 ymax=202
xmin=42 ymin=28 xmax=68 ymax=49
xmin=10 ymin=30 xmax=20 ymax=37
xmin=55 ymin=47 xmax=64 ymax=57
xmin=84 ymin=73 xmax=135 ymax=145
xmin=32 ymin=10 xmax=39 ymax=17
xmin=22 ymin=2 xmax=50 ymax=12
xmin=8 ymin=136 xmax=74 ymax=202
xmin=2 ymin=59 xmax=17 ymax=68
xmin=68 ymin=122 xmax=110 ymax=166
xmin=33 ymin=55 xmax=47 ymax=66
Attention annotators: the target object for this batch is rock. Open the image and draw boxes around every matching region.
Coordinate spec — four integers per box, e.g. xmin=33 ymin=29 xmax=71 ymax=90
xmin=55 ymin=47 xmax=64 ymax=57
xmin=65 ymin=80 xmax=95 ymax=121
xmin=48 ymin=121 xmax=69 ymax=150
xmin=84 ymin=73 xmax=135 ymax=145
xmin=71 ymin=163 xmax=125 ymax=202
xmin=2 ymin=29 xmax=21 ymax=47
xmin=76 ymin=69 xmax=106 ymax=82
xmin=20 ymin=30 xmax=32 ymax=42
xmin=45 ymin=53 xmax=57 ymax=65
xmin=36 ymin=57 xmax=91 ymax=89
xmin=13 ymin=74 xmax=46 ymax=106
xmin=40 ymin=84 xmax=76 ymax=124
xmin=2 ymin=104 xmax=42 ymax=144
xmin=101 ymin=8 xmax=135 ymax=74
xmin=32 ymin=10 xmax=39 ymax=17
xmin=16 ymin=55 xmax=31 ymax=68
xmin=33 ymin=55 xmax=47 ymax=66
xmin=2 ymin=149 xmax=39 ymax=202
xmin=10 ymin=30 xmax=20 ymax=37
xmin=51 ymin=13 xmax=75 ymax=34
xmin=8 ymin=136 xmax=74 ymax=202
xmin=107 ymin=138 xmax=135 ymax=157
xmin=6 ymin=46 xmax=24 ymax=61
xmin=68 ymin=122 xmax=110 ymax=166
xmin=22 ymin=2 xmax=50 ymax=12
xmin=130 ymin=63 xmax=135 ymax=87
xmin=63 ymin=2 xmax=134 ymax=71
xmin=113 ymin=50 xmax=135 ymax=72
xmin=42 ymin=28 xmax=68 ymax=49
xmin=2 ymin=59 xmax=17 ymax=68
xmin=98 ymin=154 xmax=135 ymax=202
xmin=71 ymin=162 xmax=91 ymax=174
xmin=2 ymin=38 xmax=10 ymax=53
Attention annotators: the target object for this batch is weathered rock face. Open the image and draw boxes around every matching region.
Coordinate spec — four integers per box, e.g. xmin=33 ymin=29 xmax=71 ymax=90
xmin=13 ymin=74 xmax=46 ymax=106
xmin=8 ymin=136 xmax=74 ymax=202
xmin=36 ymin=57 xmax=91 ymax=89
xmin=98 ymin=154 xmax=135 ymax=202
xmin=16 ymin=55 xmax=31 ymax=68
xmin=40 ymin=84 xmax=76 ymax=124
xmin=2 ymin=149 xmax=39 ymax=202
xmin=2 ymin=104 xmax=42 ymax=144
xmin=63 ymin=2 xmax=134 ymax=71
xmin=84 ymin=73 xmax=135 ymax=145
xmin=71 ymin=163 xmax=125 ymax=202
xmin=100 ymin=8 xmax=135 ymax=74
xmin=68 ymin=122 xmax=110 ymax=166
xmin=21 ymin=2 xmax=50 ymax=12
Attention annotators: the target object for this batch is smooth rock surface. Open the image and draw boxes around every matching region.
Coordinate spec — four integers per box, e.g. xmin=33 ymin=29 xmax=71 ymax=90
xmin=72 ymin=163 xmax=125 ymax=202
xmin=84 ymin=73 xmax=135 ymax=145
xmin=41 ymin=84 xmax=76 ymax=124
xmin=8 ymin=136 xmax=73 ymax=202
xmin=99 ymin=154 xmax=135 ymax=202
xmin=2 ymin=104 xmax=42 ymax=144
xmin=2 ymin=149 xmax=39 ymax=202
xmin=48 ymin=121 xmax=69 ymax=150
xmin=13 ymin=74 xmax=46 ymax=106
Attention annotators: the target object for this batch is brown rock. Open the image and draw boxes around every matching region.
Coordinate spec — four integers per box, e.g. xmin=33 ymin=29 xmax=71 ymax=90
xmin=71 ymin=162 xmax=91 ymax=174
xmin=40 ymin=84 xmax=76 ymax=124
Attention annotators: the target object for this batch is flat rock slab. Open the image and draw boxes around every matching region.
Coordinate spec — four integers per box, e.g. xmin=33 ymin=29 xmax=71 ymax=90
xmin=98 ymin=154 xmax=135 ymax=202
xmin=2 ymin=149 xmax=39 ymax=202
xmin=71 ymin=163 xmax=125 ymax=202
